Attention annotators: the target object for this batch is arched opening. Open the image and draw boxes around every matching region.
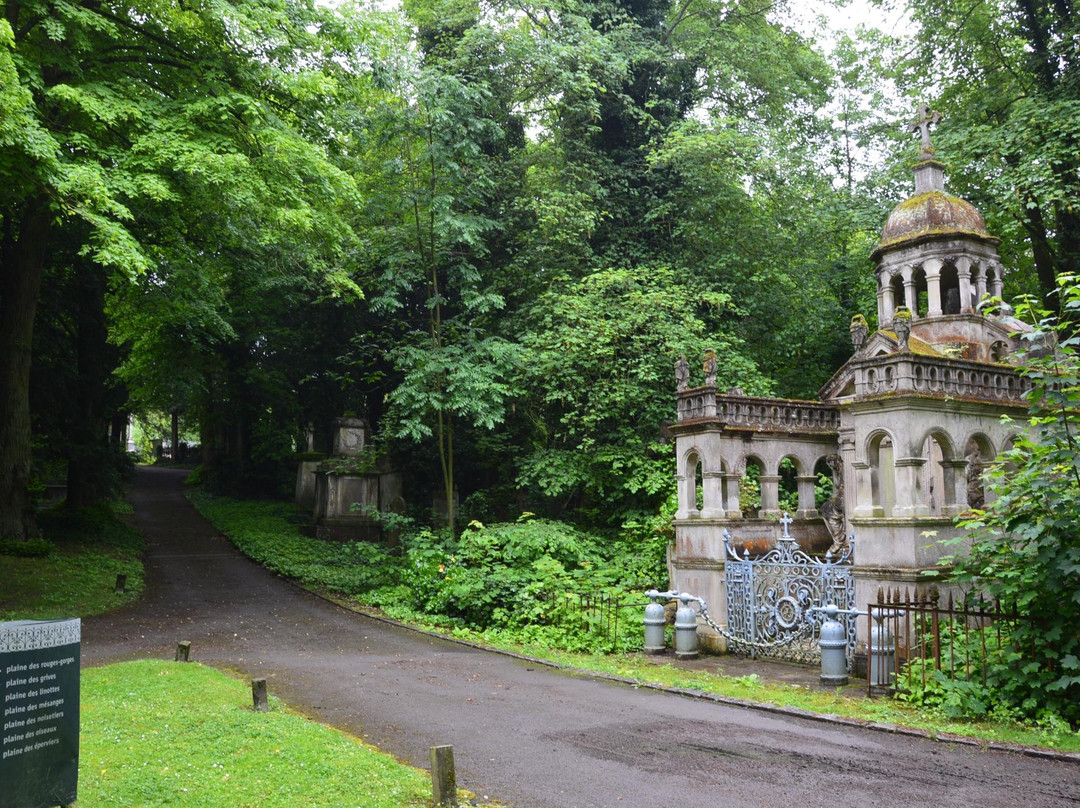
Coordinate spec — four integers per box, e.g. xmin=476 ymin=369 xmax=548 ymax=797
xmin=890 ymin=275 xmax=906 ymax=318
xmin=778 ymin=457 xmax=799 ymax=513
xmin=869 ymin=433 xmax=895 ymax=517
xmin=940 ymin=263 xmax=961 ymax=314
xmin=740 ymin=457 xmax=764 ymax=515
xmin=813 ymin=456 xmax=835 ymax=509
xmin=965 ymin=435 xmax=996 ymax=509
xmin=920 ymin=432 xmax=953 ymax=516
xmin=681 ymin=451 xmax=704 ymax=516
xmin=913 ymin=266 xmax=928 ymax=317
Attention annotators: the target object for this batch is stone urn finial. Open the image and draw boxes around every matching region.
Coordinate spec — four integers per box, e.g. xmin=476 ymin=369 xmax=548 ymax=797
xmin=849 ymin=314 xmax=869 ymax=353
xmin=893 ymin=306 xmax=912 ymax=351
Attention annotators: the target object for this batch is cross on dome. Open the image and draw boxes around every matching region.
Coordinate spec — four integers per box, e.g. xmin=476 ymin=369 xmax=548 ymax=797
xmin=909 ymin=103 xmax=943 ymax=160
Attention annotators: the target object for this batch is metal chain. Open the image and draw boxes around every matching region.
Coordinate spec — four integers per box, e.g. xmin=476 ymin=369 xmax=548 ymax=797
xmin=695 ymin=599 xmax=814 ymax=652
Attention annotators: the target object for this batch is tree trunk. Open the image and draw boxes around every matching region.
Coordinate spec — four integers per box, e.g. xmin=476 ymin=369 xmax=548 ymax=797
xmin=0 ymin=197 xmax=52 ymax=539
xmin=66 ymin=263 xmax=110 ymax=510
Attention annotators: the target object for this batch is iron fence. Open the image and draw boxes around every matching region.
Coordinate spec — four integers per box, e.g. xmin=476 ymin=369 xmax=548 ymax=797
xmin=867 ymin=586 xmax=1028 ymax=698
xmin=542 ymin=591 xmax=649 ymax=652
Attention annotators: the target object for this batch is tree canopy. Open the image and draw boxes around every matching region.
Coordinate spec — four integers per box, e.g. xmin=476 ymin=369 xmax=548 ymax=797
xmin=0 ymin=0 xmax=1059 ymax=537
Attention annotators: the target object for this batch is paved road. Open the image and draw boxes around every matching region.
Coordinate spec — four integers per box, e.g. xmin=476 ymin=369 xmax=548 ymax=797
xmin=82 ymin=467 xmax=1080 ymax=807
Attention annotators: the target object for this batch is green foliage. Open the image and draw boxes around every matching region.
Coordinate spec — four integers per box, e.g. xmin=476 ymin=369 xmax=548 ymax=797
xmin=516 ymin=264 xmax=769 ymax=521
xmin=188 ymin=490 xmax=400 ymax=595
xmin=896 ymin=619 xmax=1016 ymax=719
xmin=0 ymin=537 xmax=53 ymax=557
xmin=946 ymin=276 xmax=1080 ymax=725
xmin=79 ymin=661 xmax=431 ymax=808
xmin=193 ymin=489 xmax=668 ymax=654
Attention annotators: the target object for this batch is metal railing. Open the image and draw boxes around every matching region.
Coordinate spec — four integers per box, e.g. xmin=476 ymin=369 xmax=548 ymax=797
xmin=867 ymin=586 xmax=1027 ymax=698
xmin=542 ymin=590 xmax=648 ymax=653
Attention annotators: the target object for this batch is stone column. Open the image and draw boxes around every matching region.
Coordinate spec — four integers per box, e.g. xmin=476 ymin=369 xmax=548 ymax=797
xmin=902 ymin=268 xmax=918 ymax=316
xmin=955 ymin=256 xmax=974 ymax=313
xmin=851 ymin=461 xmax=879 ymax=518
xmin=974 ymin=264 xmax=987 ymax=305
xmin=675 ymin=473 xmax=689 ymax=520
xmin=758 ymin=474 xmax=782 ymax=517
xmin=924 ymin=257 xmax=944 ymax=317
xmin=722 ymin=472 xmax=743 ymax=518
xmin=892 ymin=457 xmax=929 ymax=517
xmin=989 ymin=264 xmax=1004 ymax=299
xmin=795 ymin=475 xmax=818 ymax=518
xmin=702 ymin=471 xmax=725 ymax=518
xmin=881 ymin=280 xmax=895 ymax=326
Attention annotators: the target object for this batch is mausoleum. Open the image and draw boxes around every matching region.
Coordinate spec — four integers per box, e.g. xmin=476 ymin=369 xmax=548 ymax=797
xmin=669 ymin=107 xmax=1033 ymax=654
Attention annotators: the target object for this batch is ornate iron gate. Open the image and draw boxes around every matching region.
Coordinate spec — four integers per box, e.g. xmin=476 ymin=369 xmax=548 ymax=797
xmin=723 ymin=516 xmax=856 ymax=665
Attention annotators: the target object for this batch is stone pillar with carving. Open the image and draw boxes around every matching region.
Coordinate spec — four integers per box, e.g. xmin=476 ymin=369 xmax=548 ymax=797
xmin=758 ymin=474 xmax=782 ymax=517
xmin=795 ymin=475 xmax=818 ymax=518
xmin=891 ymin=457 xmax=929 ymax=517
xmin=942 ymin=459 xmax=968 ymax=516
xmin=902 ymin=268 xmax=918 ymax=317
xmin=722 ymin=472 xmax=743 ymax=518
xmin=852 ymin=461 xmax=878 ymax=518
xmin=974 ymin=263 xmax=987 ymax=304
xmin=702 ymin=470 xmax=725 ymax=518
xmin=881 ymin=277 xmax=896 ymax=326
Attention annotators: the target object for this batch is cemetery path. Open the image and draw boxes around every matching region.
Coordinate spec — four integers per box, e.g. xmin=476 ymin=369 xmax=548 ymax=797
xmin=81 ymin=467 xmax=1080 ymax=808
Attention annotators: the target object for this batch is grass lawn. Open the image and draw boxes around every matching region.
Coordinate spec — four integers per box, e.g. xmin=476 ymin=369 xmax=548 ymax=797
xmin=0 ymin=507 xmax=145 ymax=621
xmin=80 ymin=660 xmax=434 ymax=808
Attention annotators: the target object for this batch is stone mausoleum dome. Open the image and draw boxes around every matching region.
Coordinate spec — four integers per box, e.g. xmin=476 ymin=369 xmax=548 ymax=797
xmin=877 ymin=187 xmax=992 ymax=251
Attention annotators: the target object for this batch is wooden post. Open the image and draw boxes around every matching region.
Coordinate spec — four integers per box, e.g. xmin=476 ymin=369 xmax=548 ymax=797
xmin=114 ymin=573 xmax=127 ymax=593
xmin=430 ymin=745 xmax=456 ymax=806
xmin=251 ymin=678 xmax=269 ymax=713
xmin=175 ymin=641 xmax=191 ymax=662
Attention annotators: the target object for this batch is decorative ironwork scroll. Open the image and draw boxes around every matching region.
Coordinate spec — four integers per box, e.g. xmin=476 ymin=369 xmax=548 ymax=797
xmin=723 ymin=515 xmax=856 ymax=665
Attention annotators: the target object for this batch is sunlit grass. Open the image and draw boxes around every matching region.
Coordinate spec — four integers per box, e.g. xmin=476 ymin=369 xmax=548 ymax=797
xmin=80 ymin=660 xmax=433 ymax=808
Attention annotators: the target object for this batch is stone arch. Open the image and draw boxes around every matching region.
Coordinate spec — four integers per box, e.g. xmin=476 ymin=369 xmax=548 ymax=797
xmin=679 ymin=449 xmax=705 ymax=517
xmin=963 ymin=432 xmax=997 ymax=509
xmin=918 ymin=428 xmax=958 ymax=516
xmin=777 ymin=454 xmax=801 ymax=514
xmin=740 ymin=454 xmax=767 ymax=516
xmin=866 ymin=430 xmax=896 ymax=517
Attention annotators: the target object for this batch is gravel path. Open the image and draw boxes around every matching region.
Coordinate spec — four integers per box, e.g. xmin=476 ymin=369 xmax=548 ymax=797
xmin=81 ymin=467 xmax=1080 ymax=808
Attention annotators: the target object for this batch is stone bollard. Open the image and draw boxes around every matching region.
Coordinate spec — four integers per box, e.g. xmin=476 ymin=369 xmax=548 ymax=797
xmin=114 ymin=573 xmax=127 ymax=593
xmin=674 ymin=594 xmax=699 ymax=660
xmin=869 ymin=612 xmax=897 ymax=691
xmin=643 ymin=589 xmax=677 ymax=654
xmin=252 ymin=678 xmax=269 ymax=712
xmin=817 ymin=604 xmax=849 ymax=686
xmin=175 ymin=641 xmax=191 ymax=662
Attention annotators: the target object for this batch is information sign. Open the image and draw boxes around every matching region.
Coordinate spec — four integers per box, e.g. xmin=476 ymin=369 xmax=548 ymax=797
xmin=0 ymin=619 xmax=80 ymax=808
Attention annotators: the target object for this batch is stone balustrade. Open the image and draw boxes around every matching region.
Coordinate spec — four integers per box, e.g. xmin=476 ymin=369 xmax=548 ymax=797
xmin=852 ymin=355 xmax=1028 ymax=403
xmin=677 ymin=390 xmax=841 ymax=432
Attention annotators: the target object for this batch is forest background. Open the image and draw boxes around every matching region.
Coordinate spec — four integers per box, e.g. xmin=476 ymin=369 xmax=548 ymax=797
xmin=3 ymin=0 xmax=1079 ymax=540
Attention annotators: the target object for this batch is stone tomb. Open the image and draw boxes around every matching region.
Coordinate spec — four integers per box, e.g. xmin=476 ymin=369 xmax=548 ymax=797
xmin=670 ymin=107 xmax=1032 ymax=657
xmin=307 ymin=418 xmax=402 ymax=542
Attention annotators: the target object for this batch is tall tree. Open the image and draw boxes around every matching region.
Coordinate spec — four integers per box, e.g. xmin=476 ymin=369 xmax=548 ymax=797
xmin=1 ymin=0 xmax=361 ymax=534
xmin=888 ymin=0 xmax=1080 ymax=308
